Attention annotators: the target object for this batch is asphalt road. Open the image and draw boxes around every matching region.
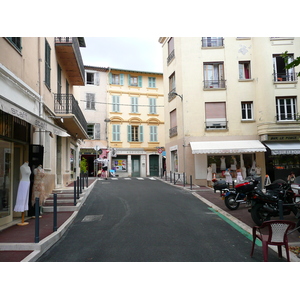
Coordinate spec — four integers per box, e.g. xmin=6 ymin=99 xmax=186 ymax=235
xmin=37 ymin=178 xmax=283 ymax=262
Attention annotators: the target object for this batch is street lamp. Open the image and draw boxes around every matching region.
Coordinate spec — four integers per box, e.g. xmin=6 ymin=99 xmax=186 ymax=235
xmin=172 ymin=92 xmax=186 ymax=183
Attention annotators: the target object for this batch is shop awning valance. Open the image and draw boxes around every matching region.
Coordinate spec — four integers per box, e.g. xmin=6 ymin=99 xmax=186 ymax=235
xmin=264 ymin=142 xmax=300 ymax=155
xmin=190 ymin=140 xmax=266 ymax=154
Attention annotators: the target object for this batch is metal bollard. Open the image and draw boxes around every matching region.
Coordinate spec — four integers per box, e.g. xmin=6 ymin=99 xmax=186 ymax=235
xmin=74 ymin=180 xmax=77 ymax=206
xmin=278 ymin=200 xmax=284 ymax=220
xmin=190 ymin=175 xmax=193 ymax=190
xmin=77 ymin=176 xmax=80 ymax=199
xmin=53 ymin=193 xmax=57 ymax=232
xmin=81 ymin=173 xmax=84 ymax=190
xmin=183 ymin=173 xmax=186 ymax=187
xmin=79 ymin=174 xmax=82 ymax=194
xmin=35 ymin=197 xmax=40 ymax=243
xmin=170 ymin=171 xmax=172 ymax=183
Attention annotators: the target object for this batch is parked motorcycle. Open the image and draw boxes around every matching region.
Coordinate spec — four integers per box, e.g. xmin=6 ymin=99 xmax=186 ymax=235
xmin=222 ymin=177 xmax=259 ymax=210
xmin=249 ymin=179 xmax=300 ymax=226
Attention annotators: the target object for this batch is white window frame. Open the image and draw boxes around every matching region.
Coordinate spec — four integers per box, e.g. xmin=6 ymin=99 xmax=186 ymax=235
xmin=241 ymin=101 xmax=253 ymax=120
xmin=276 ymin=97 xmax=297 ymax=121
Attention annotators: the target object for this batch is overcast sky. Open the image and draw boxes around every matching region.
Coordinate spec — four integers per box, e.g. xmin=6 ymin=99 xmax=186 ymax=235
xmin=80 ymin=37 xmax=163 ymax=73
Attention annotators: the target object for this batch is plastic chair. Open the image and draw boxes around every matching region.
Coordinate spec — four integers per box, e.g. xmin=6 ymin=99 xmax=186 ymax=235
xmin=250 ymin=220 xmax=295 ymax=262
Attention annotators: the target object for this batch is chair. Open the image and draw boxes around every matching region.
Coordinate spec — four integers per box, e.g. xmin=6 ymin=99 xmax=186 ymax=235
xmin=250 ymin=220 xmax=295 ymax=262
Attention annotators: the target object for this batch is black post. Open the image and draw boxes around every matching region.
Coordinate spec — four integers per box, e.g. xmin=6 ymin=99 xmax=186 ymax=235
xmin=81 ymin=173 xmax=84 ymax=190
xmin=165 ymin=170 xmax=167 ymax=181
xmin=77 ymin=176 xmax=80 ymax=199
xmin=278 ymin=200 xmax=284 ymax=220
xmin=53 ymin=193 xmax=57 ymax=232
xmin=174 ymin=172 xmax=176 ymax=185
xmin=74 ymin=180 xmax=77 ymax=206
xmin=190 ymin=175 xmax=193 ymax=190
xmin=183 ymin=173 xmax=186 ymax=187
xmin=170 ymin=171 xmax=172 ymax=183
xmin=34 ymin=197 xmax=40 ymax=243
xmin=79 ymin=174 xmax=82 ymax=194
xmin=86 ymin=172 xmax=89 ymax=187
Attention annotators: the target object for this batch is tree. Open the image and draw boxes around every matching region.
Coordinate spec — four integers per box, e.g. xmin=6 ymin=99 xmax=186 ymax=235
xmin=282 ymin=51 xmax=300 ymax=77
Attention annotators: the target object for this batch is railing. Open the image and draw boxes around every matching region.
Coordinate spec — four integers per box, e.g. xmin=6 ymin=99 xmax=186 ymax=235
xmin=205 ymin=120 xmax=227 ymax=129
xmin=54 ymin=94 xmax=87 ymax=132
xmin=202 ymin=37 xmax=224 ymax=47
xmin=167 ymin=50 xmax=175 ymax=64
xmin=204 ymin=80 xmax=226 ymax=89
xmin=169 ymin=126 xmax=178 ymax=137
xmin=168 ymin=88 xmax=177 ymax=101
xmin=273 ymin=72 xmax=297 ymax=82
xmin=55 ymin=37 xmax=85 ymax=83
xmin=276 ymin=114 xmax=298 ymax=121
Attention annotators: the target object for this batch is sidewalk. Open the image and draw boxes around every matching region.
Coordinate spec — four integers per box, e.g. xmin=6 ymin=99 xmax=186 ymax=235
xmin=0 ymin=177 xmax=98 ymax=262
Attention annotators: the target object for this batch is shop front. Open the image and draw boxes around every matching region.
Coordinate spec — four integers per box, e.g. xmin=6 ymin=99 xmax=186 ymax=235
xmin=190 ymin=140 xmax=267 ymax=186
xmin=262 ymin=135 xmax=300 ymax=182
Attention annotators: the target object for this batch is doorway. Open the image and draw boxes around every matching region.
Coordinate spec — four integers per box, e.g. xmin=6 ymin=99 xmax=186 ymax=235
xmin=149 ymin=155 xmax=159 ymax=176
xmin=132 ymin=156 xmax=140 ymax=177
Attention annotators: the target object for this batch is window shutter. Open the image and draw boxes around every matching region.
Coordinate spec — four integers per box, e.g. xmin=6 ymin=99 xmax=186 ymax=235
xmin=139 ymin=125 xmax=144 ymax=142
xmin=112 ymin=96 xmax=120 ymax=112
xmin=95 ymin=72 xmax=100 ymax=86
xmin=120 ymin=74 xmax=124 ymax=85
xmin=109 ymin=73 xmax=112 ymax=84
xmin=94 ymin=123 xmax=100 ymax=139
xmin=138 ymin=76 xmax=142 ymax=87
xmin=128 ymin=74 xmax=131 ymax=86
xmin=127 ymin=125 xmax=132 ymax=142
xmin=113 ymin=124 xmax=120 ymax=141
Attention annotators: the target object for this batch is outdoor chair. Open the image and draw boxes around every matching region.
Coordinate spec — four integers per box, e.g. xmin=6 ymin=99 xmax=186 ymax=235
xmin=250 ymin=220 xmax=295 ymax=262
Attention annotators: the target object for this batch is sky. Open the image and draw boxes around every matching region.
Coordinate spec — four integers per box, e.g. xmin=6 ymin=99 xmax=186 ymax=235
xmin=80 ymin=37 xmax=163 ymax=73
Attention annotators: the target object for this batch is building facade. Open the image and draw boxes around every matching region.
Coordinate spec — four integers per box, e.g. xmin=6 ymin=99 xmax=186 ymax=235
xmin=159 ymin=37 xmax=300 ymax=185
xmin=0 ymin=37 xmax=88 ymax=226
xmin=74 ymin=66 xmax=109 ymax=176
xmin=107 ymin=68 xmax=165 ymax=177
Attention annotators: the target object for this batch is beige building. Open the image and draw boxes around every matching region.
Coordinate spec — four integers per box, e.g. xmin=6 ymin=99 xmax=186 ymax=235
xmin=0 ymin=37 xmax=88 ymax=226
xmin=159 ymin=37 xmax=300 ymax=186
xmin=74 ymin=66 xmax=109 ymax=176
xmin=107 ymin=68 xmax=165 ymax=177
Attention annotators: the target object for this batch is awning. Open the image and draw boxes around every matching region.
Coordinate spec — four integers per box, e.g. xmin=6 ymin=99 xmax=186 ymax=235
xmin=190 ymin=140 xmax=266 ymax=154
xmin=0 ymin=96 xmax=69 ymax=137
xmin=264 ymin=142 xmax=300 ymax=155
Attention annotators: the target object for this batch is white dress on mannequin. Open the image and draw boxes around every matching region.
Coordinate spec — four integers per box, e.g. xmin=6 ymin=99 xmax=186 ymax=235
xmin=14 ymin=162 xmax=31 ymax=212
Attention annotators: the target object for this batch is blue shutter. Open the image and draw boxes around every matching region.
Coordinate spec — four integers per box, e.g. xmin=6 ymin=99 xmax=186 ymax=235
xmin=120 ymin=74 xmax=124 ymax=85
xmin=127 ymin=125 xmax=132 ymax=142
xmin=138 ymin=76 xmax=142 ymax=87
xmin=128 ymin=74 xmax=131 ymax=86
xmin=139 ymin=125 xmax=143 ymax=142
xmin=109 ymin=73 xmax=112 ymax=84
xmin=113 ymin=125 xmax=120 ymax=141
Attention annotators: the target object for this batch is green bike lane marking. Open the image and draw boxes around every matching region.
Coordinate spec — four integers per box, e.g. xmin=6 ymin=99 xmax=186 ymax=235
xmin=208 ymin=207 xmax=262 ymax=246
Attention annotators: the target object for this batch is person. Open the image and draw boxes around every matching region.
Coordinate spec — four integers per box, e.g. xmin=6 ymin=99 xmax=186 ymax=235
xmin=101 ymin=156 xmax=109 ymax=180
xmin=287 ymin=172 xmax=296 ymax=183
xmin=14 ymin=162 xmax=31 ymax=212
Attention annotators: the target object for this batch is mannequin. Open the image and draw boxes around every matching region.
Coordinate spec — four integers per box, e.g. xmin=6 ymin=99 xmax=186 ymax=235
xmin=14 ymin=162 xmax=31 ymax=226
xmin=31 ymin=165 xmax=45 ymax=217
xmin=207 ymin=165 xmax=213 ymax=187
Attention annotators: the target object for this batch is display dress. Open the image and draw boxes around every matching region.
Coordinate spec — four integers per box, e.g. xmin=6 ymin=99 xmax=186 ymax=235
xmin=236 ymin=171 xmax=243 ymax=183
xmin=220 ymin=157 xmax=226 ymax=170
xmin=207 ymin=166 xmax=212 ymax=181
xmin=14 ymin=162 xmax=31 ymax=212
xmin=31 ymin=166 xmax=45 ymax=206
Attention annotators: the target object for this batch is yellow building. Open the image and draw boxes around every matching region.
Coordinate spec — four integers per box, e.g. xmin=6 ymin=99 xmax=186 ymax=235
xmin=159 ymin=37 xmax=300 ymax=185
xmin=108 ymin=68 xmax=165 ymax=177
xmin=0 ymin=37 xmax=88 ymax=226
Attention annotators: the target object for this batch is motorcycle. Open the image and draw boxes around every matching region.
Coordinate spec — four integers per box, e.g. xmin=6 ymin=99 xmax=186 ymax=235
xmin=222 ymin=177 xmax=259 ymax=210
xmin=249 ymin=179 xmax=300 ymax=227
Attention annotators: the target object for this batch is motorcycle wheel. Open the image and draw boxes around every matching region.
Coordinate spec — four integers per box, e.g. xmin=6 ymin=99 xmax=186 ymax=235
xmin=297 ymin=219 xmax=300 ymax=233
xmin=224 ymin=195 xmax=240 ymax=210
xmin=251 ymin=203 xmax=271 ymax=226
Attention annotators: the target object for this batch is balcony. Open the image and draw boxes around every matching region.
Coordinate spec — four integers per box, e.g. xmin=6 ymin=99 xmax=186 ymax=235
xmin=167 ymin=50 xmax=175 ymax=64
xmin=202 ymin=37 xmax=224 ymax=48
xmin=54 ymin=94 xmax=88 ymax=139
xmin=273 ymin=72 xmax=297 ymax=82
xmin=55 ymin=37 xmax=85 ymax=86
xmin=204 ymin=80 xmax=226 ymax=89
xmin=205 ymin=120 xmax=227 ymax=130
xmin=169 ymin=126 xmax=178 ymax=137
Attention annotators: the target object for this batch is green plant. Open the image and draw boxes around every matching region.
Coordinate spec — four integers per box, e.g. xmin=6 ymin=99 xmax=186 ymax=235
xmin=80 ymin=157 xmax=88 ymax=173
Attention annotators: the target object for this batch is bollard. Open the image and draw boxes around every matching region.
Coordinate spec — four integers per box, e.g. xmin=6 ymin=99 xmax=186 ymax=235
xmin=170 ymin=171 xmax=172 ymax=183
xmin=35 ymin=197 xmax=40 ymax=243
xmin=86 ymin=172 xmax=89 ymax=187
xmin=77 ymin=176 xmax=80 ymax=199
xmin=174 ymin=172 xmax=176 ymax=185
xmin=74 ymin=180 xmax=77 ymax=206
xmin=81 ymin=173 xmax=84 ymax=190
xmin=278 ymin=200 xmax=283 ymax=220
xmin=190 ymin=175 xmax=193 ymax=190
xmin=79 ymin=174 xmax=82 ymax=194
xmin=183 ymin=173 xmax=186 ymax=187
xmin=165 ymin=170 xmax=167 ymax=181
xmin=53 ymin=193 xmax=57 ymax=232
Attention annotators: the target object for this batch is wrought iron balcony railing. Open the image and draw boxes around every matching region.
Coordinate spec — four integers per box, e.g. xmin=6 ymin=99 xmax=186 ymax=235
xmin=276 ymin=113 xmax=298 ymax=121
xmin=167 ymin=50 xmax=175 ymax=64
xmin=169 ymin=126 xmax=178 ymax=137
xmin=202 ymin=37 xmax=224 ymax=47
xmin=54 ymin=94 xmax=87 ymax=132
xmin=273 ymin=72 xmax=297 ymax=82
xmin=204 ymin=80 xmax=226 ymax=89
xmin=205 ymin=120 xmax=228 ymax=130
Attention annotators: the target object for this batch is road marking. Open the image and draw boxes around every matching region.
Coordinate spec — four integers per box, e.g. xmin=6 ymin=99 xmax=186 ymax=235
xmin=81 ymin=215 xmax=103 ymax=222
